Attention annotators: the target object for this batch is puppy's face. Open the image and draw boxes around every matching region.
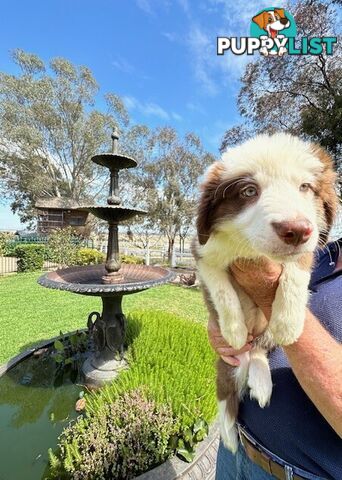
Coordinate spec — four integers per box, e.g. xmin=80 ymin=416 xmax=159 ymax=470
xmin=197 ymin=134 xmax=337 ymax=260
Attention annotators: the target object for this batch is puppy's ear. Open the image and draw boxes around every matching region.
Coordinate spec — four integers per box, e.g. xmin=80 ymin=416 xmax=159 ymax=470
xmin=274 ymin=8 xmax=285 ymax=17
xmin=311 ymin=145 xmax=339 ymax=245
xmin=252 ymin=11 xmax=267 ymax=30
xmin=197 ymin=162 xmax=225 ymax=245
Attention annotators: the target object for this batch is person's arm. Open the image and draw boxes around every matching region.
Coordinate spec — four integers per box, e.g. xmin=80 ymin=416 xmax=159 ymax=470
xmin=208 ymin=258 xmax=342 ymax=436
xmin=284 ymin=310 xmax=342 ymax=437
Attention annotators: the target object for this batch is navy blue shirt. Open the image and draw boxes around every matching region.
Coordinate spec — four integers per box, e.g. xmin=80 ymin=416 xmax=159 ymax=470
xmin=239 ymin=241 xmax=342 ymax=480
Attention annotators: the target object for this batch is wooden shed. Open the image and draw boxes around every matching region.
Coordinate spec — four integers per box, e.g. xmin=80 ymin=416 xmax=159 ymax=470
xmin=35 ymin=197 xmax=91 ymax=236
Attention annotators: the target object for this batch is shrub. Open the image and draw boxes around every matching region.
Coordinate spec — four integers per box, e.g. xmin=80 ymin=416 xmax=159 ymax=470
xmin=3 ymin=241 xmax=18 ymax=257
xmin=46 ymin=228 xmax=80 ymax=267
xmin=15 ymin=244 xmax=46 ymax=272
xmin=48 ymin=311 xmax=217 ymax=478
xmin=0 ymin=232 xmax=15 ymax=256
xmin=48 ymin=389 xmax=177 ymax=480
xmin=120 ymin=254 xmax=144 ymax=265
xmin=75 ymin=248 xmax=105 ymax=266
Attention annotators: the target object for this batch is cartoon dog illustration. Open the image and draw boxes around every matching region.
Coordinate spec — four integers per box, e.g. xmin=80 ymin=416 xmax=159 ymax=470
xmin=252 ymin=8 xmax=290 ymax=56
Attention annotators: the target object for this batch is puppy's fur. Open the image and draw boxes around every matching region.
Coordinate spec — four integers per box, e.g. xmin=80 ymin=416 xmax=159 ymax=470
xmin=193 ymin=133 xmax=337 ymax=452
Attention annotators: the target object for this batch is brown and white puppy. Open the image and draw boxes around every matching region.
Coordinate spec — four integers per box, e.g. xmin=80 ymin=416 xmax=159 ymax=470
xmin=193 ymin=133 xmax=337 ymax=452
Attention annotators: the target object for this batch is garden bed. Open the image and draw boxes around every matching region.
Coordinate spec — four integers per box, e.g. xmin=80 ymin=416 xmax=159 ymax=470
xmin=0 ymin=310 xmax=218 ymax=480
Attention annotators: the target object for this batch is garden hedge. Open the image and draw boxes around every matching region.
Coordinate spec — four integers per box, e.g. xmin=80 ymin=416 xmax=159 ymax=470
xmin=14 ymin=244 xmax=46 ymax=272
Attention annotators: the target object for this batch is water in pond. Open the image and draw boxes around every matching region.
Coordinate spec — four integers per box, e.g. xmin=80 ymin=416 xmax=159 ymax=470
xmin=0 ymin=353 xmax=83 ymax=480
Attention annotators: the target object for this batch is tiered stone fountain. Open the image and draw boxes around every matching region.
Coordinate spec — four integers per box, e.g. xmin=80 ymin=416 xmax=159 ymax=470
xmin=38 ymin=130 xmax=173 ymax=386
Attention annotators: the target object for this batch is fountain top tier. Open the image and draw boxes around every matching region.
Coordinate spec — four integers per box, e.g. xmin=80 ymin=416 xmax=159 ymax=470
xmin=92 ymin=130 xmax=137 ymax=171
xmin=87 ymin=128 xmax=146 ymax=214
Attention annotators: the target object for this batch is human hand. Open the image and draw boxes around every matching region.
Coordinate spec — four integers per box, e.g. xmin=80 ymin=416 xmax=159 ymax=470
xmin=230 ymin=258 xmax=282 ymax=320
xmin=207 ymin=314 xmax=253 ymax=366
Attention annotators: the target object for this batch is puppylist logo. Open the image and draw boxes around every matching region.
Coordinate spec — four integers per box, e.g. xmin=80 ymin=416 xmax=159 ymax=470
xmin=217 ymin=6 xmax=337 ymax=57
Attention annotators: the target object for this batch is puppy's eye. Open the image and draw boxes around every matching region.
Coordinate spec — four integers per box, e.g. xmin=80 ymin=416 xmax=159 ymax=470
xmin=241 ymin=185 xmax=258 ymax=197
xmin=299 ymin=183 xmax=312 ymax=192
xmin=268 ymin=17 xmax=273 ymax=22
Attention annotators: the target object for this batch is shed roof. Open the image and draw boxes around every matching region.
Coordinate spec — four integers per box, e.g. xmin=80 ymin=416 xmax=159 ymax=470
xmin=35 ymin=197 xmax=90 ymax=211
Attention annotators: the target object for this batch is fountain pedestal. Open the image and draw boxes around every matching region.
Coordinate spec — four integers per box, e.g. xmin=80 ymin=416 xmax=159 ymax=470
xmin=38 ymin=131 xmax=174 ymax=387
xmin=82 ymin=295 xmax=127 ymax=386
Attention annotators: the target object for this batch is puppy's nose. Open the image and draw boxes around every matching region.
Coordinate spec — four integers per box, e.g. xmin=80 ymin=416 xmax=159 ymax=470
xmin=280 ymin=18 xmax=289 ymax=25
xmin=272 ymin=220 xmax=313 ymax=246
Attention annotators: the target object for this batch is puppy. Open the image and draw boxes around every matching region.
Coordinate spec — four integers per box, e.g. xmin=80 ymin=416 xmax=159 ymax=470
xmin=193 ymin=133 xmax=337 ymax=452
xmin=252 ymin=8 xmax=290 ymax=56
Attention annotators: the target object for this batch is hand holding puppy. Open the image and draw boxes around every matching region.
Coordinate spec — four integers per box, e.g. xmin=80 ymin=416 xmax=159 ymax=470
xmin=208 ymin=258 xmax=282 ymax=366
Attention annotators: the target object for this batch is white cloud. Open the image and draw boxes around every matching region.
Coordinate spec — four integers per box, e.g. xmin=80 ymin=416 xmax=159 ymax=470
xmin=142 ymin=102 xmax=169 ymax=120
xmin=172 ymin=112 xmax=182 ymax=121
xmin=178 ymin=0 xmax=190 ymax=15
xmin=183 ymin=0 xmax=273 ymax=95
xmin=123 ymin=95 xmax=182 ymax=122
xmin=136 ymin=0 xmax=153 ymax=15
xmin=136 ymin=0 xmax=271 ymax=98
xmin=136 ymin=0 xmax=171 ymax=16
xmin=186 ymin=102 xmax=205 ymax=114
xmin=208 ymin=0 xmax=271 ymax=34
xmin=162 ymin=32 xmax=178 ymax=42
xmin=112 ymin=57 xmax=135 ymax=74
xmin=187 ymin=25 xmax=219 ymax=96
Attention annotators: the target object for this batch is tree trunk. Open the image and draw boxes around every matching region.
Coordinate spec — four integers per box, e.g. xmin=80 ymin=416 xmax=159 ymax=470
xmin=168 ymin=237 xmax=175 ymax=265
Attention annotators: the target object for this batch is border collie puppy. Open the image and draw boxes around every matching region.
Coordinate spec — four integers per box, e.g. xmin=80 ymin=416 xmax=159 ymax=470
xmin=192 ymin=133 xmax=337 ymax=452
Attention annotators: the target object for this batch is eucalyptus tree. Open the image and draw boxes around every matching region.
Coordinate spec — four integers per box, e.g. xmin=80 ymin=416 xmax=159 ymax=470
xmin=131 ymin=127 xmax=215 ymax=262
xmin=0 ymin=49 xmax=149 ymax=224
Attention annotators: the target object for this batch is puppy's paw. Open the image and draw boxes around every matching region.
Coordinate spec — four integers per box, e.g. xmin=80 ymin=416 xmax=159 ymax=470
xmin=221 ymin=321 xmax=248 ymax=350
xmin=248 ymin=352 xmax=273 ymax=407
xmin=248 ymin=371 xmax=272 ymax=408
xmin=268 ymin=316 xmax=304 ymax=345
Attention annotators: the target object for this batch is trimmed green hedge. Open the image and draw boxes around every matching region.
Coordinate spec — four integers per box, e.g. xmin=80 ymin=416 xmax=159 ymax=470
xmin=121 ymin=254 xmax=144 ymax=265
xmin=48 ymin=310 xmax=217 ymax=479
xmin=75 ymin=248 xmax=105 ymax=266
xmin=14 ymin=244 xmax=46 ymax=272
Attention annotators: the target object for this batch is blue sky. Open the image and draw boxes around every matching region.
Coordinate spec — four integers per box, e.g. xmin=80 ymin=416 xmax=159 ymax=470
xmin=0 ymin=0 xmax=271 ymax=229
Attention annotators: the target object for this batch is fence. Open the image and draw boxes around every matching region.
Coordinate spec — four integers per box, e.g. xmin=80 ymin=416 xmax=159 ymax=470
xmin=0 ymin=255 xmax=58 ymax=276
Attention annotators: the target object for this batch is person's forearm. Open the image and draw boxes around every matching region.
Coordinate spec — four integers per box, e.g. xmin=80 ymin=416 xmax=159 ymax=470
xmin=283 ymin=309 xmax=342 ymax=436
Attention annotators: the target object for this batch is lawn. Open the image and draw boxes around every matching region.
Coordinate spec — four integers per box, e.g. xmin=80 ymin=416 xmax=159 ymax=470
xmin=0 ymin=272 xmax=207 ymax=364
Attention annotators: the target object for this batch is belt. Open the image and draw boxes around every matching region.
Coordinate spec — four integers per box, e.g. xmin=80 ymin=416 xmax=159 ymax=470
xmin=237 ymin=425 xmax=314 ymax=480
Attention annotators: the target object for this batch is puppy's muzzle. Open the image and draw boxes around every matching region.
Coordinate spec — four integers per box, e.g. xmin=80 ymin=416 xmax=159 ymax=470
xmin=272 ymin=220 xmax=313 ymax=246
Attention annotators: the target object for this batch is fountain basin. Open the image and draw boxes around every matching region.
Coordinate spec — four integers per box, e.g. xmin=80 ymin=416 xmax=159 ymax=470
xmin=92 ymin=152 xmax=137 ymax=169
xmin=38 ymin=264 xmax=174 ymax=296
xmin=38 ymin=264 xmax=174 ymax=386
xmin=86 ymin=205 xmax=147 ymax=222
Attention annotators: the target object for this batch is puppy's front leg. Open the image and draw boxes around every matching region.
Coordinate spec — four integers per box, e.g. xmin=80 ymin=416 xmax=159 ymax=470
xmin=198 ymin=260 xmax=248 ymax=349
xmin=268 ymin=260 xmax=311 ymax=345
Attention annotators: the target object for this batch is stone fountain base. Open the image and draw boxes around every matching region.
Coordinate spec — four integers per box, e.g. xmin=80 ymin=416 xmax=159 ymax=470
xmin=82 ymin=356 xmax=128 ymax=387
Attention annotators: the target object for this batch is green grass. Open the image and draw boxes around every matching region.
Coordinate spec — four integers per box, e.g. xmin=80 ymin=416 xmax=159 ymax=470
xmin=0 ymin=273 xmax=207 ymax=364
